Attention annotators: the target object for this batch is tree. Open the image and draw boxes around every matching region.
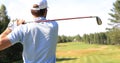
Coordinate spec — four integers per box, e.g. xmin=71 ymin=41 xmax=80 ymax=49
xmin=73 ymin=34 xmax=82 ymax=42
xmin=82 ymin=34 xmax=90 ymax=43
xmin=58 ymin=36 xmax=62 ymax=43
xmin=0 ymin=4 xmax=23 ymax=62
xmin=107 ymin=28 xmax=120 ymax=44
xmin=0 ymin=4 xmax=10 ymax=33
xmin=107 ymin=0 xmax=120 ymax=44
xmin=89 ymin=34 xmax=94 ymax=44
xmin=108 ymin=0 xmax=120 ymax=27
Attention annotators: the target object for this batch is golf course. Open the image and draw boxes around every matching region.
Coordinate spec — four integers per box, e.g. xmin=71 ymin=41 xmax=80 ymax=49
xmin=13 ymin=42 xmax=120 ymax=63
xmin=56 ymin=42 xmax=120 ymax=63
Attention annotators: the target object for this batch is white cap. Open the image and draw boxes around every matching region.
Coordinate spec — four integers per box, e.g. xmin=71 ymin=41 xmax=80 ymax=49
xmin=31 ymin=0 xmax=48 ymax=10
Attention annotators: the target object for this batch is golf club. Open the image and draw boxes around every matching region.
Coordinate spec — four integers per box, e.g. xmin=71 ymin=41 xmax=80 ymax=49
xmin=26 ymin=16 xmax=102 ymax=25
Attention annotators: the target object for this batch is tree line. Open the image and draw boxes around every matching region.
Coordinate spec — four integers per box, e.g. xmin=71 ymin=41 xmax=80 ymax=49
xmin=0 ymin=0 xmax=120 ymax=62
xmin=58 ymin=30 xmax=120 ymax=45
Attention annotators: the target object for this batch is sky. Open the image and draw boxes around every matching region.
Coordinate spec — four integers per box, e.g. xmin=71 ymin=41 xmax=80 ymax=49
xmin=0 ymin=0 xmax=116 ymax=36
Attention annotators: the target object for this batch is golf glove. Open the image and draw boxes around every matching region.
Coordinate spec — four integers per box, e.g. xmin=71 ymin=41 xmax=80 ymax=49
xmin=7 ymin=19 xmax=18 ymax=30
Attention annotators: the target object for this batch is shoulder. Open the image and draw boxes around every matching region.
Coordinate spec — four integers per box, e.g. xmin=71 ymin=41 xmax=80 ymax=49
xmin=50 ymin=21 xmax=58 ymax=27
xmin=53 ymin=21 xmax=58 ymax=28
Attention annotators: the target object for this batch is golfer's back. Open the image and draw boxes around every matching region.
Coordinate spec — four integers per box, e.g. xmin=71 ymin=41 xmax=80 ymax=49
xmin=7 ymin=17 xmax=58 ymax=63
xmin=21 ymin=21 xmax=58 ymax=63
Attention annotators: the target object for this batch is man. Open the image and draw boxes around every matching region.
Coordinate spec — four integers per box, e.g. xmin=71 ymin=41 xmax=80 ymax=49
xmin=0 ymin=0 xmax=58 ymax=63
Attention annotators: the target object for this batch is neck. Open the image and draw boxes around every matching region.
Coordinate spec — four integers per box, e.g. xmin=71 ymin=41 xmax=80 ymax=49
xmin=33 ymin=16 xmax=46 ymax=18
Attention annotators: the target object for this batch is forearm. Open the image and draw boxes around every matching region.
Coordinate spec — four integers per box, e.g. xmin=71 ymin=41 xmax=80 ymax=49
xmin=0 ymin=28 xmax=12 ymax=51
xmin=0 ymin=28 xmax=12 ymax=38
xmin=0 ymin=19 xmax=25 ymax=38
xmin=0 ymin=23 xmax=13 ymax=51
xmin=0 ymin=19 xmax=25 ymax=51
xmin=0 ymin=37 xmax=12 ymax=51
xmin=0 ymin=19 xmax=19 ymax=38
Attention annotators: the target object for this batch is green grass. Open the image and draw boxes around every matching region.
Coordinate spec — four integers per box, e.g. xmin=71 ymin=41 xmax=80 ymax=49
xmin=56 ymin=42 xmax=120 ymax=63
xmin=14 ymin=42 xmax=120 ymax=63
xmin=57 ymin=42 xmax=100 ymax=51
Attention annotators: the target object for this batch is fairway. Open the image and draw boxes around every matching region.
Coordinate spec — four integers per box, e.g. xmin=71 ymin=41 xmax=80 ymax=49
xmin=56 ymin=42 xmax=120 ymax=63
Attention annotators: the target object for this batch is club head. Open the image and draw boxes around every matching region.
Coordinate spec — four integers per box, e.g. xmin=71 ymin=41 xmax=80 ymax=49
xmin=96 ymin=16 xmax=102 ymax=25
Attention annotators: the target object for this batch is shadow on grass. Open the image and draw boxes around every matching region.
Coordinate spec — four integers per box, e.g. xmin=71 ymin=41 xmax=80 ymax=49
xmin=56 ymin=57 xmax=77 ymax=62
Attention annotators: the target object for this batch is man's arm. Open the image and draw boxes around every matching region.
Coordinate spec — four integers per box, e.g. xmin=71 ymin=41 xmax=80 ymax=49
xmin=0 ymin=19 xmax=25 ymax=51
xmin=0 ymin=37 xmax=12 ymax=51
xmin=0 ymin=28 xmax=12 ymax=38
xmin=0 ymin=28 xmax=12 ymax=51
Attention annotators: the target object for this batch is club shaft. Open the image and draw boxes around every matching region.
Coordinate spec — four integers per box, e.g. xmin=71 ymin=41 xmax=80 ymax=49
xmin=26 ymin=16 xmax=96 ymax=23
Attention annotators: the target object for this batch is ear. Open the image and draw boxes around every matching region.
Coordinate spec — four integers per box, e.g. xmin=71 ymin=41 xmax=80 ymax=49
xmin=44 ymin=9 xmax=47 ymax=18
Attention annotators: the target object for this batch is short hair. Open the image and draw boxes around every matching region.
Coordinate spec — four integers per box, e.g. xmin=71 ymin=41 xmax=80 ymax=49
xmin=31 ymin=4 xmax=47 ymax=17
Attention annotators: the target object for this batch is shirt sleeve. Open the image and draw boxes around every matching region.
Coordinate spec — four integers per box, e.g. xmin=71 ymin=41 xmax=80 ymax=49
xmin=7 ymin=25 xmax=24 ymax=45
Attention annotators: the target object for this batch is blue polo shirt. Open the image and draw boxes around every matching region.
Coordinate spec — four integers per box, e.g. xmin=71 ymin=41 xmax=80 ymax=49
xmin=7 ymin=17 xmax=58 ymax=63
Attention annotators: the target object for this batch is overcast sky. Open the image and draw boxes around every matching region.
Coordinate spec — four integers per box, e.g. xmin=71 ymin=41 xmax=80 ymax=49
xmin=0 ymin=0 xmax=116 ymax=36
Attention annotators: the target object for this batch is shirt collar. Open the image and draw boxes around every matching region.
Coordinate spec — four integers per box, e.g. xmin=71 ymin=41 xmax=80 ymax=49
xmin=34 ymin=17 xmax=46 ymax=21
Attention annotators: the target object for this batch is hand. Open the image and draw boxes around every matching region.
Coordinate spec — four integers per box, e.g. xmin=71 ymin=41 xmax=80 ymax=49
xmin=16 ymin=19 xmax=25 ymax=26
xmin=7 ymin=19 xmax=25 ymax=30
